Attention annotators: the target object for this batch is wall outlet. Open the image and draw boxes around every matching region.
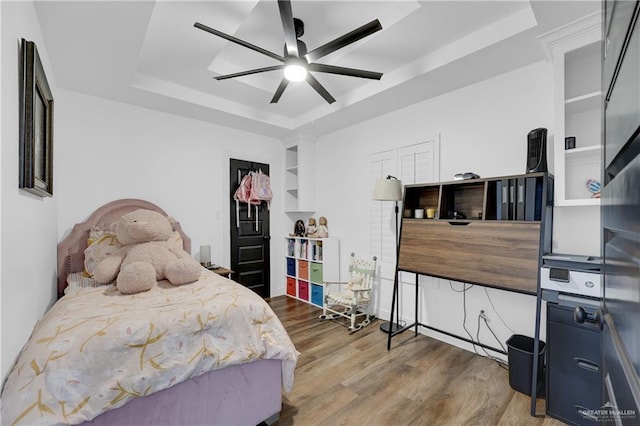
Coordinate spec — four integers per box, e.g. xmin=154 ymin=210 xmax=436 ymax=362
xmin=480 ymin=308 xmax=489 ymax=321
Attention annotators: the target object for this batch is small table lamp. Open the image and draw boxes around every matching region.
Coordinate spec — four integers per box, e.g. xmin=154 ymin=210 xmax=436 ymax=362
xmin=200 ymin=245 xmax=212 ymax=267
xmin=372 ymin=175 xmax=402 ymax=334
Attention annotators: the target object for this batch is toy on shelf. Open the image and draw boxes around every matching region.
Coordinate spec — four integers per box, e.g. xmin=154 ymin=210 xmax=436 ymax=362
xmin=290 ymin=219 xmax=305 ymax=237
xmin=307 ymin=216 xmax=329 ymax=238
xmin=586 ymin=179 xmax=601 ymax=198
xmin=306 ymin=217 xmax=317 ymax=237
xmin=315 ymin=216 xmax=329 ymax=238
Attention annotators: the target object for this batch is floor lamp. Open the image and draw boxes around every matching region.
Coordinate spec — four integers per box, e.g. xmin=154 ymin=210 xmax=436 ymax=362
xmin=372 ymin=175 xmax=403 ymax=334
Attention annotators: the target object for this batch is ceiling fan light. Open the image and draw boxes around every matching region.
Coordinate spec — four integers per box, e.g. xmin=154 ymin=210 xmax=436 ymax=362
xmin=284 ymin=63 xmax=307 ymax=82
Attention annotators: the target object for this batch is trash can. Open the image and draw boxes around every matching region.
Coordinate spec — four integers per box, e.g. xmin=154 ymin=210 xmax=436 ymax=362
xmin=506 ymin=334 xmax=545 ymax=397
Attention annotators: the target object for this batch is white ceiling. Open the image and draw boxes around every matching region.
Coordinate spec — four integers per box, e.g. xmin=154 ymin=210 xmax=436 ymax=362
xmin=34 ymin=1 xmax=600 ymax=139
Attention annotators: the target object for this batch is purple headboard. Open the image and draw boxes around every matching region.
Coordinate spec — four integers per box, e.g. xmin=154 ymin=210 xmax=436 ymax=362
xmin=57 ymin=199 xmax=191 ymax=297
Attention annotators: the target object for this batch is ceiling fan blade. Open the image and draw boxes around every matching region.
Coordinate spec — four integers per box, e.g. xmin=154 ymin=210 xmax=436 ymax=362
xmin=270 ymin=78 xmax=290 ymax=103
xmin=306 ymin=74 xmax=336 ymax=104
xmin=305 ymin=19 xmax=382 ymax=63
xmin=277 ymin=0 xmax=298 ymax=57
xmin=194 ymin=22 xmax=284 ymax=63
xmin=215 ymin=65 xmax=284 ymax=81
xmin=308 ymin=63 xmax=382 ymax=80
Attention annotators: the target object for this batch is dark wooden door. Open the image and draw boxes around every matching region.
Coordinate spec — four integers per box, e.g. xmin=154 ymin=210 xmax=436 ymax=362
xmin=229 ymin=159 xmax=271 ymax=298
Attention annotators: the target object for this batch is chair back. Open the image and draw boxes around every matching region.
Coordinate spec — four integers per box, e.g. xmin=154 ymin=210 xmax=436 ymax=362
xmin=348 ymin=253 xmax=377 ymax=290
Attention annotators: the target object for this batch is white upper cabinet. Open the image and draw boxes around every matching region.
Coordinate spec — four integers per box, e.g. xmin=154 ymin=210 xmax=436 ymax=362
xmin=539 ymin=12 xmax=603 ymax=206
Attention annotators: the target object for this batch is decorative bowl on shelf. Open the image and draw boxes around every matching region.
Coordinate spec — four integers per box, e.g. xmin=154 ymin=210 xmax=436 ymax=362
xmin=586 ymin=179 xmax=601 ymax=198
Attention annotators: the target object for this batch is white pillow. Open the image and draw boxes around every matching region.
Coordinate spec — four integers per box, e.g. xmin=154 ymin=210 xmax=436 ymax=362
xmin=83 ymin=227 xmax=122 ymax=277
xmin=65 ymin=272 xmax=112 ymax=295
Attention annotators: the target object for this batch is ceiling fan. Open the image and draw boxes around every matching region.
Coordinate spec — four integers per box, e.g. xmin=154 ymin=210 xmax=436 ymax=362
xmin=194 ymin=0 xmax=383 ymax=104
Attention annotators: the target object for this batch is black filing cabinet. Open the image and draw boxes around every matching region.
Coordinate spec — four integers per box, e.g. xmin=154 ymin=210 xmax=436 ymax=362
xmin=546 ymin=302 xmax=602 ymax=425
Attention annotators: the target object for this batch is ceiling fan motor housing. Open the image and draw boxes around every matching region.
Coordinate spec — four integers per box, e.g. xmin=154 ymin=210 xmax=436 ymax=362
xmin=294 ymin=18 xmax=304 ymax=38
xmin=284 ymin=39 xmax=308 ymax=57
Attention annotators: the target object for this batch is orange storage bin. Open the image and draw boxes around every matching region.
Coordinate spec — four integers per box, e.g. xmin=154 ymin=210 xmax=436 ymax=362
xmin=298 ymin=260 xmax=309 ymax=280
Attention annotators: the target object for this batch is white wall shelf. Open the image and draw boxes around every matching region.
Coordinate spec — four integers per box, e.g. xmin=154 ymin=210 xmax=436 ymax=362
xmin=284 ymin=136 xmax=316 ymax=213
xmin=539 ymin=12 xmax=602 ymax=207
xmin=565 ymin=91 xmax=601 ymax=115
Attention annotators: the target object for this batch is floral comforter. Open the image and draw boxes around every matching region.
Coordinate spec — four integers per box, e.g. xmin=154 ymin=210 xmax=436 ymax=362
xmin=1 ymin=270 xmax=298 ymax=425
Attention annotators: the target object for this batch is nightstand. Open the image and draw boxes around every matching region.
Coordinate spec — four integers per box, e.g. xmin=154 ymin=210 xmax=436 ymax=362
xmin=205 ymin=265 xmax=233 ymax=278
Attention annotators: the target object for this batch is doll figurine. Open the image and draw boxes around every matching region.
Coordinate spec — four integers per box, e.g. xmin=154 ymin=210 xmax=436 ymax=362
xmin=315 ymin=216 xmax=329 ymax=238
xmin=306 ymin=217 xmax=317 ymax=237
xmin=290 ymin=220 xmax=305 ymax=237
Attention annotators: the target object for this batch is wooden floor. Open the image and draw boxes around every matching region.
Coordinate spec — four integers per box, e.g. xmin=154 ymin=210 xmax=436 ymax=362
xmin=266 ymin=296 xmax=566 ymax=426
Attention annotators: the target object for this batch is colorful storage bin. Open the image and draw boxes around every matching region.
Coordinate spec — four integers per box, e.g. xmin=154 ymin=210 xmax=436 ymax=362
xmin=310 ymin=262 xmax=323 ymax=283
xmin=311 ymin=284 xmax=324 ymax=306
xmin=286 ymin=258 xmax=295 ymax=276
xmin=286 ymin=277 xmax=296 ymax=297
xmin=298 ymin=280 xmax=309 ymax=301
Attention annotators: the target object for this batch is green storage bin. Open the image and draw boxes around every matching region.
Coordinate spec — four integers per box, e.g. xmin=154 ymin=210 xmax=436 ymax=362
xmin=309 ymin=262 xmax=323 ymax=283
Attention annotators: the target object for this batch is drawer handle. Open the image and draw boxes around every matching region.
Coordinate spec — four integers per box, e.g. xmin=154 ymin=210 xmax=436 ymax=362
xmin=574 ymin=307 xmax=603 ymax=329
xmin=448 ymin=221 xmax=471 ymax=226
xmin=573 ymin=357 xmax=600 ymax=372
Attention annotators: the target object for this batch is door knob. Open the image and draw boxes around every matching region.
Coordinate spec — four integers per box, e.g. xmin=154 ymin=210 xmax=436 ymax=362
xmin=263 ymin=235 xmax=271 ymax=240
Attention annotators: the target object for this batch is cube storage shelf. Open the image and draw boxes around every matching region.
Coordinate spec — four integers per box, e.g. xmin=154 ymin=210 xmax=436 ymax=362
xmin=285 ymin=237 xmax=339 ymax=307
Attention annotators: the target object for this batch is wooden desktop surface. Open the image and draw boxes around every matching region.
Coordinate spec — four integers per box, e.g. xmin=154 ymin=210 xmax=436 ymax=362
xmin=398 ymin=220 xmax=541 ymax=294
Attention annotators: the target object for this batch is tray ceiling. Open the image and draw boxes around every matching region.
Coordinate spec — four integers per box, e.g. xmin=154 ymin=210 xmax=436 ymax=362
xmin=34 ymin=1 xmax=600 ymax=138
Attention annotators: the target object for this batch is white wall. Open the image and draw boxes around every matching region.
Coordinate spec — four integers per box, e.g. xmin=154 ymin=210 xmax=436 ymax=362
xmin=1 ymin=1 xmax=59 ymax=382
xmin=54 ymin=89 xmax=285 ymax=291
xmin=314 ymin=61 xmax=598 ymax=358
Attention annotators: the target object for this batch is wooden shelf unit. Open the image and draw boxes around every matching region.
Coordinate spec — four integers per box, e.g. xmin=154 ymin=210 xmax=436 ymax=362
xmin=398 ymin=172 xmax=552 ymax=294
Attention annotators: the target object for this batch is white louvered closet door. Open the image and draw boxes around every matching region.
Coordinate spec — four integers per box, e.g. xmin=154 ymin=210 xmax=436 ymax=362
xmin=369 ymin=135 xmax=440 ymax=281
xmin=397 ymin=136 xmax=441 ymax=285
xmin=370 ymin=150 xmax=397 ymax=280
xmin=398 ymin=138 xmax=440 ymax=187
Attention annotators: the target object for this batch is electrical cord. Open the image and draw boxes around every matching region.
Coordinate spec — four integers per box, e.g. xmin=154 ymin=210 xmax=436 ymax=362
xmin=477 ymin=312 xmax=509 ymax=369
xmin=484 ymin=287 xmax=516 ymax=334
xmin=460 ymin=282 xmax=479 ymax=355
xmin=449 ymin=281 xmax=508 ymax=368
xmin=482 ymin=315 xmax=506 ymax=352
xmin=449 ymin=280 xmax=471 ymax=293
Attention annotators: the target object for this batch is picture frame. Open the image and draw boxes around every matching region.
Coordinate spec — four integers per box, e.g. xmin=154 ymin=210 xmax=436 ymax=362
xmin=19 ymin=38 xmax=54 ymax=197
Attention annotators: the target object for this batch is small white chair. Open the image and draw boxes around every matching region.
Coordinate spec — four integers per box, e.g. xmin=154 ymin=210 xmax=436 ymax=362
xmin=319 ymin=253 xmax=377 ymax=332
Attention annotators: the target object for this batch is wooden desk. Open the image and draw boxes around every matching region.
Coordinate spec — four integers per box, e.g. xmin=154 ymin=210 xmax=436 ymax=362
xmin=389 ymin=172 xmax=554 ymax=417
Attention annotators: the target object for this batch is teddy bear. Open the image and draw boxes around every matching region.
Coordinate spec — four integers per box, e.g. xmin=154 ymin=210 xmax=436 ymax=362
xmin=92 ymin=209 xmax=202 ymax=294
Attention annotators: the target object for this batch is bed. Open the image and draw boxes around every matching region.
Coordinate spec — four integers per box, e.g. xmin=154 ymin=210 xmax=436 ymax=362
xmin=1 ymin=199 xmax=298 ymax=426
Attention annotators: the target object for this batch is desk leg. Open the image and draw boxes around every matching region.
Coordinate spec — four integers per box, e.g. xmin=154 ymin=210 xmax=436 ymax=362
xmin=414 ymin=274 xmax=419 ymax=336
xmin=530 ymin=285 xmax=543 ymax=416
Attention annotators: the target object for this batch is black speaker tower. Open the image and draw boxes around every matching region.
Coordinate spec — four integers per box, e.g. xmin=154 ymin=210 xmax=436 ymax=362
xmin=527 ymin=128 xmax=547 ymax=173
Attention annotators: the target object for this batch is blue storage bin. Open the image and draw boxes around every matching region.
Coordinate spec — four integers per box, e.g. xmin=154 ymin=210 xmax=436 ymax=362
xmin=311 ymin=284 xmax=323 ymax=306
xmin=286 ymin=258 xmax=295 ymax=276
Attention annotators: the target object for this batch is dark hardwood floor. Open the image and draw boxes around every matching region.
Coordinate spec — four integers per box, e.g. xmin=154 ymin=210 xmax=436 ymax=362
xmin=266 ymin=296 xmax=565 ymax=426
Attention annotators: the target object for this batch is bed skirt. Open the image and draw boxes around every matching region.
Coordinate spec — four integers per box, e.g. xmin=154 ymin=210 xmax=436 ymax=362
xmin=83 ymin=359 xmax=282 ymax=426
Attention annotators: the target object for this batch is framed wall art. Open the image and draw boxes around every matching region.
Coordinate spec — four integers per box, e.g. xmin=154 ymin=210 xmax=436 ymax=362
xmin=19 ymin=38 xmax=54 ymax=197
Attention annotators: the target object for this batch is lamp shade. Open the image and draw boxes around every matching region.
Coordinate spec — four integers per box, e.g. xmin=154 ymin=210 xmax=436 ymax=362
xmin=372 ymin=177 xmax=402 ymax=201
xmin=200 ymin=245 xmax=211 ymax=266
